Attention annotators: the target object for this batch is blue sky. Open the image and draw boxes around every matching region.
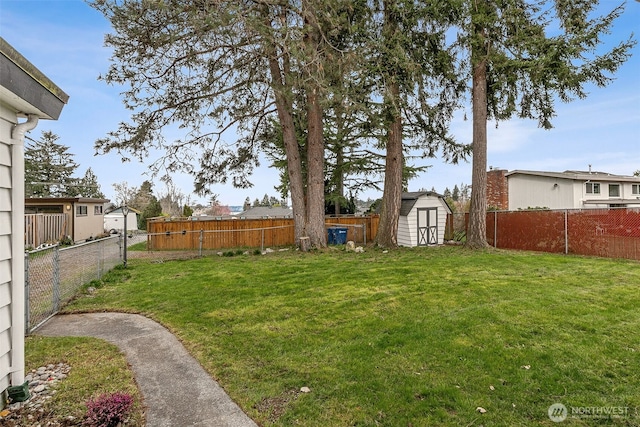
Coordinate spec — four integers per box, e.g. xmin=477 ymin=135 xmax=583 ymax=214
xmin=1 ymin=0 xmax=639 ymax=207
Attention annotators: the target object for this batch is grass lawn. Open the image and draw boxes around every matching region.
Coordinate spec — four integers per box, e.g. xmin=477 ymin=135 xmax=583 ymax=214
xmin=22 ymin=336 xmax=144 ymax=425
xmin=62 ymin=246 xmax=639 ymax=426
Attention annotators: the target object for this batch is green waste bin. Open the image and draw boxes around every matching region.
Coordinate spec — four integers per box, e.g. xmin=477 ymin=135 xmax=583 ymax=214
xmin=328 ymin=227 xmax=348 ymax=244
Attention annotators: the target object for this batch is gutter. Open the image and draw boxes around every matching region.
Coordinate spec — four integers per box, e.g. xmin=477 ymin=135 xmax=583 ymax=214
xmin=9 ymin=114 xmax=38 ymax=387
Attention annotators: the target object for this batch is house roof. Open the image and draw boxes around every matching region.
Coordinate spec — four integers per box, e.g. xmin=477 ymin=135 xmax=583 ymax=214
xmin=238 ymin=206 xmax=293 ymax=218
xmin=25 ymin=197 xmax=110 ymax=205
xmin=505 ymin=169 xmax=640 ymax=183
xmin=0 ymin=37 xmax=69 ymax=119
xmin=399 ymin=191 xmax=449 ymax=216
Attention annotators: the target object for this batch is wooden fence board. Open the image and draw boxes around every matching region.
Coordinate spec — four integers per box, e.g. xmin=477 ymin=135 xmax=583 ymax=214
xmin=25 ymin=214 xmax=67 ymax=248
xmin=147 ymin=215 xmax=380 ymax=250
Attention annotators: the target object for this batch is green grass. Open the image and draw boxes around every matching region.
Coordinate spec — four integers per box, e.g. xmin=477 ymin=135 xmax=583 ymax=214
xmin=63 ymin=246 xmax=640 ymax=426
xmin=24 ymin=336 xmax=144 ymax=425
xmin=127 ymin=241 xmax=147 ymax=251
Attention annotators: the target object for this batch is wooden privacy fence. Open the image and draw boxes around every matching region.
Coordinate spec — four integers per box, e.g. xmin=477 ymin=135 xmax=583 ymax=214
xmin=147 ymin=215 xmax=380 ymax=250
xmin=25 ymin=213 xmax=67 ymax=248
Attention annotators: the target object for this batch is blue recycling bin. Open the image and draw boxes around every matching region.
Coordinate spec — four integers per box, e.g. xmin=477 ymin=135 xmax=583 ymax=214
xmin=328 ymin=227 xmax=348 ymax=245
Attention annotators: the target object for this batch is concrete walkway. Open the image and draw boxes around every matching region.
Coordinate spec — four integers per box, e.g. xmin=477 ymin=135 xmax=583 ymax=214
xmin=37 ymin=312 xmax=258 ymax=427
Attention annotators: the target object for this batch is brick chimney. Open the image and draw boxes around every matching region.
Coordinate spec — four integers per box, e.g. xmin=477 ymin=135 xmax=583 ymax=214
xmin=486 ymin=169 xmax=508 ymax=210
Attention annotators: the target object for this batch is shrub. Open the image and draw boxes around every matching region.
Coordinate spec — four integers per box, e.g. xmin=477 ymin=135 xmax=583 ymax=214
xmin=83 ymin=392 xmax=133 ymax=427
xmin=59 ymin=236 xmax=74 ymax=246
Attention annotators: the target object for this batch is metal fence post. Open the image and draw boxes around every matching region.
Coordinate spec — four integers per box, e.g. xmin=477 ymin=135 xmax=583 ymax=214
xmin=118 ymin=233 xmax=123 ymax=260
xmin=199 ymin=230 xmax=204 ymax=257
xmin=261 ymin=228 xmax=265 ymax=252
xmin=494 ymin=211 xmax=498 ymax=248
xmin=98 ymin=239 xmax=103 ymax=278
xmin=564 ymin=209 xmax=568 ymax=255
xmin=53 ymin=245 xmax=60 ymax=312
xmin=24 ymin=252 xmax=30 ymax=334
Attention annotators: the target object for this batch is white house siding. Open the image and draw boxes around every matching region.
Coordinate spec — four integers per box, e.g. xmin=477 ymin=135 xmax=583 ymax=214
xmin=1 ymin=36 xmax=68 ymax=407
xmin=0 ymin=105 xmax=14 ymax=395
xmin=508 ymin=175 xmax=576 ymax=210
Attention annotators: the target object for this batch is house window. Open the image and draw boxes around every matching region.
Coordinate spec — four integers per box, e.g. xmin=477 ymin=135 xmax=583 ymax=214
xmin=633 ymin=184 xmax=640 ymax=195
xmin=76 ymin=205 xmax=88 ymax=216
xmin=585 ymin=182 xmax=600 ymax=194
xmin=609 ymin=184 xmax=620 ymax=198
xmin=94 ymin=205 xmax=103 ymax=215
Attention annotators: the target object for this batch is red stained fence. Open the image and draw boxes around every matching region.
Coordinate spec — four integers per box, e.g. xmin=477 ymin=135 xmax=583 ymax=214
xmin=448 ymin=208 xmax=640 ymax=261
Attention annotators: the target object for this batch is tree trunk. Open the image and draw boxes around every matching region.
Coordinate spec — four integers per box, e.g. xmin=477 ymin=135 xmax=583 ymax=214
xmin=334 ymin=145 xmax=344 ymax=216
xmin=466 ymin=56 xmax=489 ymax=249
xmin=375 ymin=113 xmax=403 ymax=247
xmin=306 ymin=85 xmax=326 ymax=248
xmin=302 ymin=0 xmax=326 ymax=249
xmin=375 ymin=0 xmax=403 ymax=248
xmin=333 ymin=96 xmax=345 ymax=216
xmin=375 ymin=81 xmax=403 ymax=248
xmin=265 ymin=33 xmax=306 ymax=245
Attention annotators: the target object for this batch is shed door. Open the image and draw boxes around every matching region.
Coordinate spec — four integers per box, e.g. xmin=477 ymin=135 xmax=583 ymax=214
xmin=417 ymin=208 xmax=438 ymax=246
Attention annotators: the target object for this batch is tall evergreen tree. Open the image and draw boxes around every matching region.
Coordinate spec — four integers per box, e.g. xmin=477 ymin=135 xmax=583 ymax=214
xmin=25 ymin=131 xmax=78 ymax=197
xmin=90 ymin=0 xmax=348 ymax=248
xmin=370 ymin=0 xmax=467 ymax=247
xmin=70 ymin=168 xmax=105 ymax=199
xmin=452 ymin=184 xmax=460 ymax=202
xmin=455 ymin=0 xmax=635 ymax=248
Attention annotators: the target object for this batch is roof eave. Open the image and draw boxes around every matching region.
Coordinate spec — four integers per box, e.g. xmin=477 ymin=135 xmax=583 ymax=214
xmin=0 ymin=37 xmax=69 ymax=120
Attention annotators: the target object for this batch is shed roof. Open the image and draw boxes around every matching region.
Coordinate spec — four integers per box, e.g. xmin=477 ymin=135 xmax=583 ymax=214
xmin=399 ymin=191 xmax=448 ymax=216
xmin=105 ymin=206 xmax=142 ymax=215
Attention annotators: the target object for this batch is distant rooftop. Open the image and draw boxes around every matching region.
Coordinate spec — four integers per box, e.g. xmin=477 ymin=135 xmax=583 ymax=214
xmin=238 ymin=206 xmax=293 ymax=218
xmin=505 ymin=170 xmax=640 ymax=182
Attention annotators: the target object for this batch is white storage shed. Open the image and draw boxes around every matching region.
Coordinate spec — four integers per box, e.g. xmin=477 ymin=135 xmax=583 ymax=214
xmin=397 ymin=191 xmax=451 ymax=246
xmin=104 ymin=206 xmax=140 ymax=233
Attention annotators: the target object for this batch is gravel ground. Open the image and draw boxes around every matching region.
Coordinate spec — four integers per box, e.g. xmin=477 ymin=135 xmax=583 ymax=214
xmin=0 ymin=364 xmax=78 ymax=427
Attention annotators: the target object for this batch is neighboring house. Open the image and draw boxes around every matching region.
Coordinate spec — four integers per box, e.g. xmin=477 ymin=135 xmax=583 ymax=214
xmin=238 ymin=206 xmax=293 ymax=218
xmin=25 ymin=197 xmax=109 ymax=243
xmin=398 ymin=192 xmax=451 ymax=246
xmin=1 ymin=37 xmax=68 ymax=407
xmin=487 ymin=169 xmax=640 ymax=210
xmin=104 ymin=206 xmax=140 ymax=233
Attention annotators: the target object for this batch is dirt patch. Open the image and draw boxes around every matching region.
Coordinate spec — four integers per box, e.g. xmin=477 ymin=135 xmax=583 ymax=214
xmin=253 ymin=389 xmax=300 ymax=423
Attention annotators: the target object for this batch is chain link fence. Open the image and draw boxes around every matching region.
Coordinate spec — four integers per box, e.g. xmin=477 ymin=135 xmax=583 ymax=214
xmin=25 ymin=234 xmax=147 ymax=334
xmin=447 ymin=207 xmax=640 ymax=261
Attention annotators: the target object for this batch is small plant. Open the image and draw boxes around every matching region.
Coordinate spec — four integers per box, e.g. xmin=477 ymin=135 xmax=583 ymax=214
xmin=223 ymin=250 xmax=235 ymax=257
xmin=235 ymin=249 xmax=244 ymax=255
xmin=83 ymin=392 xmax=133 ymax=427
xmin=253 ymin=248 xmax=262 ymax=255
xmin=59 ymin=235 xmax=74 ymax=246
